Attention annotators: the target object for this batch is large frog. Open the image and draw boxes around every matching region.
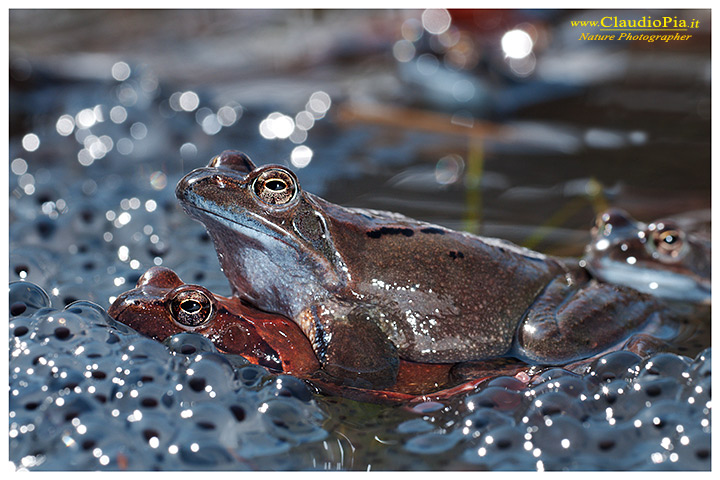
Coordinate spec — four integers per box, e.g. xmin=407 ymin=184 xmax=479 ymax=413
xmin=175 ymin=150 xmax=662 ymax=389
xmin=583 ymin=208 xmax=710 ymax=304
xmin=109 ymin=266 xmax=531 ymax=402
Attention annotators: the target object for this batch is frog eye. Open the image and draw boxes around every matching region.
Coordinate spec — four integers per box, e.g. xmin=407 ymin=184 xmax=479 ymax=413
xmin=169 ymin=289 xmax=215 ymax=327
xmin=649 ymin=222 xmax=686 ymax=259
xmin=252 ymin=168 xmax=297 ymax=206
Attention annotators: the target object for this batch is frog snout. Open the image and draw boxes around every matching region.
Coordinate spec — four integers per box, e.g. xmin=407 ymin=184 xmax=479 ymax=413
xmin=176 ymin=167 xmax=212 ymax=203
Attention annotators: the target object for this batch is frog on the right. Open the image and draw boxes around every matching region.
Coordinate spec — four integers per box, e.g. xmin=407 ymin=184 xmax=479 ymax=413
xmin=583 ymin=208 xmax=710 ymax=304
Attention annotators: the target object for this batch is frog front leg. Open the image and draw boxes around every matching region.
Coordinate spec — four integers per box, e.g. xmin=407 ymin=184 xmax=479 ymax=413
xmin=514 ymin=273 xmax=661 ymax=364
xmin=297 ymin=302 xmax=400 ymax=389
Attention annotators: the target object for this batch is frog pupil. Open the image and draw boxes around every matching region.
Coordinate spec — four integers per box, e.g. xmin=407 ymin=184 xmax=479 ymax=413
xmin=266 ymin=179 xmax=286 ymax=191
xmin=180 ymin=299 xmax=202 ymax=314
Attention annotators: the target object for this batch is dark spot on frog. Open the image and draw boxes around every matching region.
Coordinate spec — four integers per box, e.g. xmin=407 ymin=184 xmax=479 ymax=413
xmin=421 ymin=227 xmax=445 ymax=235
xmin=366 ymin=226 xmax=414 ymax=239
xmin=448 ymin=250 xmax=464 ymax=260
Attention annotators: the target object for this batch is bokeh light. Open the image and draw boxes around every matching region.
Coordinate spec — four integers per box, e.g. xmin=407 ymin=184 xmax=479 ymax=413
xmin=111 ymin=61 xmax=131 ymax=81
xmin=501 ymin=29 xmax=534 ymax=59
xmin=178 ymin=91 xmax=200 ymax=112
xmin=56 ymin=115 xmax=75 ymax=136
xmin=22 ymin=133 xmax=40 ymax=152
xmin=11 ymin=158 xmax=28 ymax=175
xmin=110 ymin=106 xmax=128 ymax=124
xmin=290 ymin=145 xmax=313 ymax=168
xmin=307 ymin=91 xmax=331 ymax=118
xmin=421 ymin=9 xmax=451 ymax=35
xmin=435 ymin=154 xmax=464 ymax=185
xmin=393 ymin=40 xmax=416 ymax=63
xmin=259 ymin=112 xmax=295 ymax=140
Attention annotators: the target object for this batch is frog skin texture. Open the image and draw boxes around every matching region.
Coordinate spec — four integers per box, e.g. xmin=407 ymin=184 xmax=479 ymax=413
xmin=175 ymin=151 xmax=663 ymax=389
xmin=108 ymin=266 xmax=319 ymax=375
xmin=108 ymin=266 xmax=531 ymax=402
xmin=584 ymin=208 xmax=710 ymax=304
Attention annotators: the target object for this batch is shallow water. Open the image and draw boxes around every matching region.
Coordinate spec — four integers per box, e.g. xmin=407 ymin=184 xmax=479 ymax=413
xmin=8 ymin=9 xmax=711 ymax=470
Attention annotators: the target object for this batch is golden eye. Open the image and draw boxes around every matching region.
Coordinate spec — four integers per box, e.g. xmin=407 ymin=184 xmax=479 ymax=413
xmin=252 ymin=168 xmax=297 ymax=205
xmin=169 ymin=289 xmax=214 ymax=327
xmin=650 ymin=222 xmax=685 ymax=258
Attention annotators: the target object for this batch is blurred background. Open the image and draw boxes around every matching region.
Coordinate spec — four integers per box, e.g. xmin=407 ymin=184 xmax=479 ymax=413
xmin=9 ymin=8 xmax=711 ymax=303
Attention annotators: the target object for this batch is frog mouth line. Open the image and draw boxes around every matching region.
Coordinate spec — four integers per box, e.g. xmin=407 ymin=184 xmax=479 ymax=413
xmin=181 ymin=201 xmax=302 ymax=252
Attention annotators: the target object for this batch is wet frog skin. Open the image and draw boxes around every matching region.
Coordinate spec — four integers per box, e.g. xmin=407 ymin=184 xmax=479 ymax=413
xmin=108 ymin=266 xmax=319 ymax=375
xmin=108 ymin=266 xmax=531 ymax=401
xmin=584 ymin=208 xmax=710 ymax=304
xmin=176 ymin=150 xmax=662 ymax=389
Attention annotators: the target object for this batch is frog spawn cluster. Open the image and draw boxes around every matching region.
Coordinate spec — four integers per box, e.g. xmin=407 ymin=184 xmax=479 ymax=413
xmin=9 ymin=281 xmax=329 ymax=470
xmin=397 ymin=349 xmax=711 ymax=470
xmin=9 ymin=280 xmax=711 ymax=470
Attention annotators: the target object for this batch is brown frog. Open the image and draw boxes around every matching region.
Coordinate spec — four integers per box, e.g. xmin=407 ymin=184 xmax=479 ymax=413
xmin=583 ymin=208 xmax=710 ymax=304
xmin=108 ymin=266 xmax=530 ymax=403
xmin=107 ymin=266 xmax=319 ymax=375
xmin=175 ymin=150 xmax=663 ymax=389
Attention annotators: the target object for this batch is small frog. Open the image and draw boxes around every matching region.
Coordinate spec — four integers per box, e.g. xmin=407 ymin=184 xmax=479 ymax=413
xmin=583 ymin=208 xmax=710 ymax=304
xmin=175 ymin=151 xmax=662 ymax=389
xmin=107 ymin=266 xmax=319 ymax=375
xmin=109 ymin=266 xmax=531 ymax=402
